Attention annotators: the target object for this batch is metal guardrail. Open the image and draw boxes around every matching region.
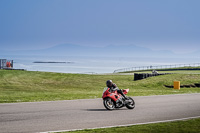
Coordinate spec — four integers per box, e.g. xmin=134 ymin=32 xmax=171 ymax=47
xmin=113 ymin=63 xmax=200 ymax=73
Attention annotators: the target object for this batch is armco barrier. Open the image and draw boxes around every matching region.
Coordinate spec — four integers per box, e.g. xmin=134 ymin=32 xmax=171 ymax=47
xmin=114 ymin=63 xmax=200 ymax=73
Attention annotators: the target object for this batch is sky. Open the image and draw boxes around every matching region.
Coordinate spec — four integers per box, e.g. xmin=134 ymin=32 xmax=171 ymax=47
xmin=0 ymin=0 xmax=200 ymax=54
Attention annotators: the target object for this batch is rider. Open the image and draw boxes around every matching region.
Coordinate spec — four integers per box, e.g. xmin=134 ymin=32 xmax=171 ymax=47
xmin=106 ymin=80 xmax=127 ymax=99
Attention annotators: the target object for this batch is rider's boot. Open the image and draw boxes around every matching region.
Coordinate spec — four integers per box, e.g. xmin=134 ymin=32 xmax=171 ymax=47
xmin=118 ymin=89 xmax=128 ymax=100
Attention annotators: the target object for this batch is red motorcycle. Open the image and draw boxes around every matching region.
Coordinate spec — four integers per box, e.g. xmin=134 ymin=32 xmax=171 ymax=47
xmin=102 ymin=87 xmax=135 ymax=110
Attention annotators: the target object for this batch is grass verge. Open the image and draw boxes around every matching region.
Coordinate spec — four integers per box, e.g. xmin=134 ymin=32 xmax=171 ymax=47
xmin=0 ymin=70 xmax=200 ymax=103
xmin=133 ymin=70 xmax=200 ymax=74
xmin=64 ymin=118 xmax=200 ymax=133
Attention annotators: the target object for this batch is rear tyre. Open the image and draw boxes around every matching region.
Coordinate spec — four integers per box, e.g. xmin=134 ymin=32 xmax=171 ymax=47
xmin=103 ymin=98 xmax=115 ymax=110
xmin=125 ymin=97 xmax=135 ymax=109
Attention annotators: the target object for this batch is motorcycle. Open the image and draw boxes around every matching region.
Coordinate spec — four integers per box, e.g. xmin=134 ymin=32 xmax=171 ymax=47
xmin=102 ymin=87 xmax=135 ymax=110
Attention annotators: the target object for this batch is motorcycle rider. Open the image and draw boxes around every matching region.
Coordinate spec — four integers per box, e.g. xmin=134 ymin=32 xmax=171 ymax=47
xmin=106 ymin=80 xmax=127 ymax=99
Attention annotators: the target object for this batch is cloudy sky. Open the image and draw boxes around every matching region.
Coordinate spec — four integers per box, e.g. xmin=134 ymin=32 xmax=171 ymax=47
xmin=0 ymin=0 xmax=199 ymax=54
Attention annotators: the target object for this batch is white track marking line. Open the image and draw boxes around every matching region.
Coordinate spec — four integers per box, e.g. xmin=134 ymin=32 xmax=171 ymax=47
xmin=39 ymin=116 xmax=200 ymax=133
xmin=2 ymin=93 xmax=200 ymax=105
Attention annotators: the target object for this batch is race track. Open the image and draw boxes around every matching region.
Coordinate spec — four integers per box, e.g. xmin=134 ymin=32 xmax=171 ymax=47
xmin=0 ymin=93 xmax=200 ymax=133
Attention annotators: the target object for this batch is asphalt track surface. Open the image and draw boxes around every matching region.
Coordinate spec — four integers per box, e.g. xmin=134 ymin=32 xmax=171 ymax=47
xmin=0 ymin=94 xmax=200 ymax=133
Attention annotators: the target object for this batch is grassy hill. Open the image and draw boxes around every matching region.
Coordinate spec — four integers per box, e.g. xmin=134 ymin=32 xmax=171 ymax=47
xmin=0 ymin=69 xmax=200 ymax=103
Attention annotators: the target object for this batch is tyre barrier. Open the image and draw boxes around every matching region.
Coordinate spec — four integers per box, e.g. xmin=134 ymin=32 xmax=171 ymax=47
xmin=134 ymin=73 xmax=172 ymax=81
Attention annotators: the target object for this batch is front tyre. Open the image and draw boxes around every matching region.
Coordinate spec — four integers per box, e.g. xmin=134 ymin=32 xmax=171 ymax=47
xmin=125 ymin=97 xmax=135 ymax=109
xmin=103 ymin=98 xmax=115 ymax=110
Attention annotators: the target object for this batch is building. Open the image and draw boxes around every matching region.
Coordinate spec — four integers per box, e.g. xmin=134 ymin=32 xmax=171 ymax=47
xmin=0 ymin=59 xmax=13 ymax=69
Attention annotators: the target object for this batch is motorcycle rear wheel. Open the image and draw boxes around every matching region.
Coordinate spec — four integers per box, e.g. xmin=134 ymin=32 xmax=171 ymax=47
xmin=103 ymin=98 xmax=115 ymax=110
xmin=125 ymin=97 xmax=135 ymax=109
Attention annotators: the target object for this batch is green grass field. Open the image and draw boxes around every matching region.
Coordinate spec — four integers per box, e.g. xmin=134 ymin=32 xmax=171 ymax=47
xmin=0 ymin=69 xmax=200 ymax=103
xmin=65 ymin=118 xmax=200 ymax=133
xmin=1 ymin=69 xmax=200 ymax=133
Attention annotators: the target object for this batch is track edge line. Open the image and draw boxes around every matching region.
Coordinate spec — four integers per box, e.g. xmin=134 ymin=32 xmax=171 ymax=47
xmin=39 ymin=116 xmax=200 ymax=133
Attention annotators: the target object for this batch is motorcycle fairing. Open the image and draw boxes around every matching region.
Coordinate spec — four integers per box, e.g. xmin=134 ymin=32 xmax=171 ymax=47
xmin=102 ymin=88 xmax=123 ymax=102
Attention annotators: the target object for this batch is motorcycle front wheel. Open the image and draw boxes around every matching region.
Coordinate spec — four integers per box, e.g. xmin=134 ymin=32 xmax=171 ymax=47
xmin=125 ymin=97 xmax=135 ymax=109
xmin=103 ymin=98 xmax=115 ymax=110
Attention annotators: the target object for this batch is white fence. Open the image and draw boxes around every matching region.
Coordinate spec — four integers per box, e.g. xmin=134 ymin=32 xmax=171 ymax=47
xmin=113 ymin=63 xmax=200 ymax=73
